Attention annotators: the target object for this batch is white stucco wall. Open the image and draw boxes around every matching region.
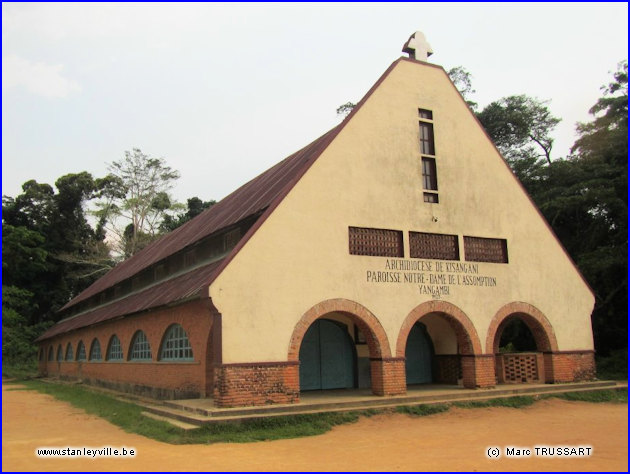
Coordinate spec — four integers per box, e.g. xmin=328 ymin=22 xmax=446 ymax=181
xmin=209 ymin=58 xmax=595 ymax=363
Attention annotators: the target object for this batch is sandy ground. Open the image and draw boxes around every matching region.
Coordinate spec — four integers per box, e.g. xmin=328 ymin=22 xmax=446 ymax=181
xmin=2 ymin=382 xmax=627 ymax=472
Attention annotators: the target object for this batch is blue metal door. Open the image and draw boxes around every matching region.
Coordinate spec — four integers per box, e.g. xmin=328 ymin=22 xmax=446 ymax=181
xmin=299 ymin=319 xmax=355 ymax=390
xmin=405 ymin=322 xmax=434 ymax=384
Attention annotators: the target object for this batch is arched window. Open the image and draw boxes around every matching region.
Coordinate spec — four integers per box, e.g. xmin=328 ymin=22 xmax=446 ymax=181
xmin=159 ymin=324 xmax=193 ymax=361
xmin=129 ymin=331 xmax=152 ymax=361
xmin=48 ymin=346 xmax=54 ymax=361
xmin=76 ymin=341 xmax=86 ymax=361
xmin=39 ymin=348 xmax=43 ymax=361
xmin=106 ymin=335 xmax=123 ymax=361
xmin=56 ymin=345 xmax=63 ymax=362
xmin=65 ymin=342 xmax=74 ymax=361
xmin=89 ymin=339 xmax=102 ymax=361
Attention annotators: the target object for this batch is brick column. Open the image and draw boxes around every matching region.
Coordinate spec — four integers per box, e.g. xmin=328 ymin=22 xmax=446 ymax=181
xmin=461 ymin=354 xmax=495 ymax=388
xmin=213 ymin=361 xmax=300 ymax=407
xmin=370 ymin=357 xmax=406 ymax=396
xmin=545 ymin=351 xmax=595 ymax=383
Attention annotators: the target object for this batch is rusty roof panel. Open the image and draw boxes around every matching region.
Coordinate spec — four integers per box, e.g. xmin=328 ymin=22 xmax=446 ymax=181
xmin=38 ymin=260 xmax=223 ymax=341
xmin=60 ymin=125 xmax=342 ymax=312
xmin=45 ymin=58 xmax=412 ymax=342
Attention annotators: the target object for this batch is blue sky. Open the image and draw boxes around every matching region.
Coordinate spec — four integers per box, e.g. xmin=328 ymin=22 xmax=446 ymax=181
xmin=2 ymin=2 xmax=628 ymax=203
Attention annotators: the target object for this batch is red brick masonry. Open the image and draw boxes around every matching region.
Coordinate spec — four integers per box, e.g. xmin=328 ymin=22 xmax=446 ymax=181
xmin=38 ymin=300 xmax=214 ymax=399
xmin=38 ymin=297 xmax=595 ymax=406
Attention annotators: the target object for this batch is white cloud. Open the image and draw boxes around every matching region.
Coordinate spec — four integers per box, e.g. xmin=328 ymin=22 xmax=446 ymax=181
xmin=2 ymin=54 xmax=80 ymax=98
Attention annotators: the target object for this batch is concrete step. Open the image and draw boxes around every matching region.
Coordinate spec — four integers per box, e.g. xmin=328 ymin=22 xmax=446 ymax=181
xmin=138 ymin=380 xmax=623 ymax=426
xmin=141 ymin=411 xmax=200 ymax=430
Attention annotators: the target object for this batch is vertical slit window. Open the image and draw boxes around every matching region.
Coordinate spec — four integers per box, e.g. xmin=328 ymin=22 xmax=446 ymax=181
xmin=422 ymin=157 xmax=438 ymax=190
xmin=419 ymin=122 xmax=435 ymax=155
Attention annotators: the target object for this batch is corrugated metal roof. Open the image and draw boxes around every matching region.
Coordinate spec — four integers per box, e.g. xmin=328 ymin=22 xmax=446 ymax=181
xmin=60 ymin=125 xmax=342 ymax=312
xmin=37 ymin=259 xmax=224 ymax=341
xmin=38 ymin=57 xmax=411 ymax=342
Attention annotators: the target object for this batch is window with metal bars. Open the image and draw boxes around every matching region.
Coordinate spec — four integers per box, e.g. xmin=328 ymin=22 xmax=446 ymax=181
xmin=349 ymin=227 xmax=404 ymax=257
xmin=48 ymin=346 xmax=54 ymax=361
xmin=106 ymin=335 xmax=124 ymax=361
xmin=76 ymin=341 xmax=86 ymax=361
xmin=56 ymin=345 xmax=63 ymax=362
xmin=419 ymin=109 xmax=438 ymax=203
xmin=129 ymin=330 xmax=152 ymax=361
xmin=65 ymin=342 xmax=74 ymax=361
xmin=89 ymin=339 xmax=102 ymax=361
xmin=463 ymin=236 xmax=509 ymax=263
xmin=410 ymin=232 xmax=459 ymax=260
xmin=419 ymin=121 xmax=435 ymax=156
xmin=160 ymin=324 xmax=194 ymax=361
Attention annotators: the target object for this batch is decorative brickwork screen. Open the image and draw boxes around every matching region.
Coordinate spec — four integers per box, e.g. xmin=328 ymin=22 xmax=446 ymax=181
xmin=349 ymin=227 xmax=404 ymax=257
xmin=501 ymin=353 xmax=539 ymax=383
xmin=463 ymin=236 xmax=508 ymax=263
xmin=409 ymin=232 xmax=459 ymax=260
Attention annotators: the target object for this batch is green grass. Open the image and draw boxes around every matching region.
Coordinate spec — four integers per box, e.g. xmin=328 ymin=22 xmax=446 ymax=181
xmin=17 ymin=380 xmax=360 ymax=444
xmin=10 ymin=380 xmax=628 ymax=445
xmin=453 ymin=395 xmax=536 ymax=409
xmin=545 ymin=388 xmax=627 ymax=404
xmin=395 ymin=403 xmax=449 ymax=416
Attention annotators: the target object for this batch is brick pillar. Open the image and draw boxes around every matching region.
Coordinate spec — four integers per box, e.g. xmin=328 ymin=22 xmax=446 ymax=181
xmin=543 ymin=352 xmax=555 ymax=383
xmin=495 ymin=354 xmax=505 ymax=384
xmin=213 ymin=361 xmax=300 ymax=407
xmin=545 ymin=351 xmax=595 ymax=383
xmin=461 ymin=354 xmax=496 ymax=388
xmin=370 ymin=357 xmax=406 ymax=396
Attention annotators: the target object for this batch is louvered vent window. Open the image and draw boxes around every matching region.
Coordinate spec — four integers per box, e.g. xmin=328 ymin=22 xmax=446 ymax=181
xmin=410 ymin=232 xmax=459 ymax=260
xmin=464 ymin=236 xmax=508 ymax=263
xmin=349 ymin=227 xmax=404 ymax=257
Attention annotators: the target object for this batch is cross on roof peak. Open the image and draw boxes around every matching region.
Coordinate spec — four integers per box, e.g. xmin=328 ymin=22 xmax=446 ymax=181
xmin=402 ymin=31 xmax=433 ymax=61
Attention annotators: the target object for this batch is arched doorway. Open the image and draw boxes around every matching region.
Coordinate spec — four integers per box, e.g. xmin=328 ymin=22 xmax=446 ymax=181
xmin=487 ymin=303 xmax=559 ymax=384
xmin=397 ymin=301 xmax=483 ymax=388
xmin=288 ymin=299 xmax=396 ymax=396
xmin=299 ymin=319 xmax=356 ymax=390
xmin=405 ymin=322 xmax=434 ymax=384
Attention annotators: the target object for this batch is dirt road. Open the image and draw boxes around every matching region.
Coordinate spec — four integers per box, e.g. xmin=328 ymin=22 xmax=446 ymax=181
xmin=2 ymin=382 xmax=627 ymax=471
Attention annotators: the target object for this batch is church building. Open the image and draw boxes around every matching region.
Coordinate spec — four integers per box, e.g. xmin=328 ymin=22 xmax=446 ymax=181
xmin=37 ymin=32 xmax=596 ymax=407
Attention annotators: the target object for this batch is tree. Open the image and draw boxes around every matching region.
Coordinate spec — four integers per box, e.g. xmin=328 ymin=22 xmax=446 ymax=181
xmin=95 ymin=148 xmax=183 ymax=258
xmin=477 ymin=95 xmax=561 ymax=165
xmin=566 ymin=61 xmax=627 ymax=354
xmin=160 ymin=197 xmax=216 ymax=233
xmin=509 ymin=62 xmax=627 ymax=355
xmin=447 ymin=66 xmax=477 ymax=110
xmin=2 ymin=172 xmax=111 ymax=325
xmin=2 ymin=286 xmax=51 ymax=373
xmin=336 ymin=102 xmax=356 ymax=118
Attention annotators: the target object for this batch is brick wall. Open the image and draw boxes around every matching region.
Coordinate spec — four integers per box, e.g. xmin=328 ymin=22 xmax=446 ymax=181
xmin=434 ymin=355 xmax=461 ymax=384
xmin=370 ymin=357 xmax=406 ymax=395
xmin=213 ymin=362 xmax=300 ymax=407
xmin=39 ymin=299 xmax=214 ymax=399
xmin=548 ymin=351 xmax=596 ymax=382
xmin=462 ymin=354 xmax=495 ymax=388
